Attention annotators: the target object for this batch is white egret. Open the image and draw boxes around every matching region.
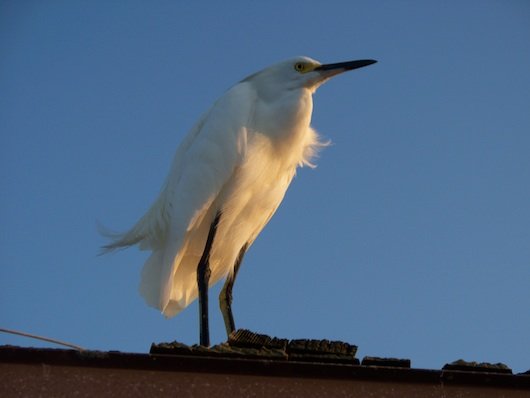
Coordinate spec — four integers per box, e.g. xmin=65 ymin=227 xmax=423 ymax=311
xmin=102 ymin=56 xmax=376 ymax=346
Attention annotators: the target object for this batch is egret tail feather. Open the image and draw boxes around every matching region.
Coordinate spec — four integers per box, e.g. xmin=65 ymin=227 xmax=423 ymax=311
xmin=99 ymin=190 xmax=171 ymax=253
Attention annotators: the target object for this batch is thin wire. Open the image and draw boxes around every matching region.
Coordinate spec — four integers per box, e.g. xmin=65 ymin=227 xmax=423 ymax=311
xmin=0 ymin=327 xmax=86 ymax=351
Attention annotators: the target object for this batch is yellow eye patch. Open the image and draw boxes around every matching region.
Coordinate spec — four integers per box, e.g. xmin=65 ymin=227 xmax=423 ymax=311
xmin=293 ymin=62 xmax=317 ymax=74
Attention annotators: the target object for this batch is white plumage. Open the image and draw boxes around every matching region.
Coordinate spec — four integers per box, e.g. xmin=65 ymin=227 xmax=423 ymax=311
xmin=102 ymin=56 xmax=376 ymax=344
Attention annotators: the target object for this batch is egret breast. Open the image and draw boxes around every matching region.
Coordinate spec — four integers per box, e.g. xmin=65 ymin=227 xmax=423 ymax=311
xmin=207 ymin=131 xmax=298 ymax=283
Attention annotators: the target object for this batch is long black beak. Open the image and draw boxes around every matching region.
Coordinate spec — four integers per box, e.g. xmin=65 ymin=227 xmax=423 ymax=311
xmin=315 ymin=59 xmax=377 ymax=72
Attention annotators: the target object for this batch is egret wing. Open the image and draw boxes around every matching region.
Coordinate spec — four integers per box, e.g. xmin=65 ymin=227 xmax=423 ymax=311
xmin=103 ymin=81 xmax=256 ymax=314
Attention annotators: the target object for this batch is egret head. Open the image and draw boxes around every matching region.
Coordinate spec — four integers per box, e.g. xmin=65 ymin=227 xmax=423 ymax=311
xmin=245 ymin=56 xmax=377 ymax=94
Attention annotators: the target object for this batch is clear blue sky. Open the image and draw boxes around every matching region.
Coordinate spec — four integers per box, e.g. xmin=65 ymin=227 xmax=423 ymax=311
xmin=1 ymin=1 xmax=529 ymax=372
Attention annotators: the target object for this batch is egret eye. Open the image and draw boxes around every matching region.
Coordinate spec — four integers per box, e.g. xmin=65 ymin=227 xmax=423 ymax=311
xmin=294 ymin=62 xmax=305 ymax=73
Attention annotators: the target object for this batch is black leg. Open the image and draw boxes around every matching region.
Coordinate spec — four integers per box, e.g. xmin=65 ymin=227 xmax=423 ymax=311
xmin=219 ymin=243 xmax=248 ymax=337
xmin=197 ymin=212 xmax=222 ymax=347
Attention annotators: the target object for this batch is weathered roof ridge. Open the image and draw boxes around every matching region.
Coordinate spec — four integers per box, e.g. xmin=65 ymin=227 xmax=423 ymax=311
xmin=1 ymin=344 xmax=529 ymax=390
